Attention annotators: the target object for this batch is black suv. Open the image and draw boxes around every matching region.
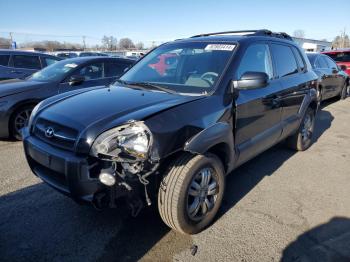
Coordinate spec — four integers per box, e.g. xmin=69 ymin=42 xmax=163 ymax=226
xmin=23 ymin=30 xmax=318 ymax=234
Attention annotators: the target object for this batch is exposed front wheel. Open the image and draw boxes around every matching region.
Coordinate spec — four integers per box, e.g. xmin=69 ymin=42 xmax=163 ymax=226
xmin=10 ymin=105 xmax=33 ymax=140
xmin=286 ymin=108 xmax=315 ymax=151
xmin=158 ymin=153 xmax=225 ymax=234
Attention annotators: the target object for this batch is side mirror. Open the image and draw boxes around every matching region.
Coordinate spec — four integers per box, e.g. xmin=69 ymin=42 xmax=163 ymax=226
xmin=339 ymin=65 xmax=347 ymax=71
xmin=69 ymin=75 xmax=85 ymax=86
xmin=234 ymin=71 xmax=269 ymax=89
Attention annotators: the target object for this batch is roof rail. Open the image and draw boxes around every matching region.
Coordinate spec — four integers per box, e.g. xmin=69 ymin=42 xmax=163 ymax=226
xmin=190 ymin=29 xmax=293 ymax=41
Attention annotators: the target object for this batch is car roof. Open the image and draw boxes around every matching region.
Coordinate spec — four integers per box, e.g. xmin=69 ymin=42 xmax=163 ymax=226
xmin=173 ymin=34 xmax=296 ymax=46
xmin=0 ymin=49 xmax=60 ymax=58
xmin=322 ymin=48 xmax=350 ymax=54
xmin=56 ymin=56 xmax=134 ymax=64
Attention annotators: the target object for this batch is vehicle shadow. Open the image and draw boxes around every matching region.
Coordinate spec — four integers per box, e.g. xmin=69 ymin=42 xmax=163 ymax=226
xmin=281 ymin=217 xmax=350 ymax=262
xmin=216 ymin=108 xmax=334 ymax=220
xmin=0 ymin=184 xmax=194 ymax=262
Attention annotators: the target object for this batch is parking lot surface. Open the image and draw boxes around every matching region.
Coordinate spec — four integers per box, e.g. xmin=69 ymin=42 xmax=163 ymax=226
xmin=1 ymin=99 xmax=350 ymax=262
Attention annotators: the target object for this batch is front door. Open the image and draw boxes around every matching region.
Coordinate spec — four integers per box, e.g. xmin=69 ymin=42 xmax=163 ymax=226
xmin=234 ymin=42 xmax=283 ymax=166
xmin=58 ymin=62 xmax=111 ymax=94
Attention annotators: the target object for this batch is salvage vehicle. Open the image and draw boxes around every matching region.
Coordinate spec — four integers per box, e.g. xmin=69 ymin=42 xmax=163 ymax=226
xmin=307 ymin=53 xmax=349 ymax=102
xmin=23 ymin=30 xmax=318 ymax=234
xmin=0 ymin=57 xmax=134 ymax=140
xmin=0 ymin=50 xmax=61 ymax=81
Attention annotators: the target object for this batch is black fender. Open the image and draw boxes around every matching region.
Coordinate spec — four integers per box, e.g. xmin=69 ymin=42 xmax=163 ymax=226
xmin=184 ymin=122 xmax=235 ymax=174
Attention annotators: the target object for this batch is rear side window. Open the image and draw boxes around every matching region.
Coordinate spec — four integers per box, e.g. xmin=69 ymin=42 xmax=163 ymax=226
xmin=236 ymin=43 xmax=273 ymax=79
xmin=324 ymin=56 xmax=338 ymax=69
xmin=0 ymin=55 xmax=10 ymax=66
xmin=12 ymin=55 xmax=41 ymax=69
xmin=271 ymin=44 xmax=298 ymax=77
xmin=292 ymin=47 xmax=306 ymax=71
xmin=324 ymin=52 xmax=350 ymax=62
xmin=104 ymin=62 xmax=131 ymax=77
xmin=315 ymin=56 xmax=328 ymax=69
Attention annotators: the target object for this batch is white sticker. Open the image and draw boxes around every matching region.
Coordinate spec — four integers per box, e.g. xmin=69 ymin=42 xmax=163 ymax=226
xmin=204 ymin=44 xmax=236 ymax=51
xmin=64 ymin=63 xmax=78 ymax=68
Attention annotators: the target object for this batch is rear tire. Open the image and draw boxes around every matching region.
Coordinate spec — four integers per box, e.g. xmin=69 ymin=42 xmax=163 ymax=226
xmin=286 ymin=108 xmax=315 ymax=151
xmin=158 ymin=153 xmax=225 ymax=234
xmin=10 ymin=105 xmax=33 ymax=140
xmin=340 ymin=83 xmax=347 ymax=100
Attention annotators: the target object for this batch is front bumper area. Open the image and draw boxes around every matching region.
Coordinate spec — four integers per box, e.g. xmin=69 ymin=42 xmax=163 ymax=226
xmin=23 ymin=131 xmax=103 ymax=203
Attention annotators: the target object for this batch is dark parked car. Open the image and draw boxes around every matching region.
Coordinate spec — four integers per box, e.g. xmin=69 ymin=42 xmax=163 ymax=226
xmin=23 ymin=30 xmax=318 ymax=234
xmin=0 ymin=57 xmax=134 ymax=139
xmin=79 ymin=52 xmax=109 ymax=57
xmin=56 ymin=52 xmax=78 ymax=59
xmin=307 ymin=53 xmax=349 ymax=102
xmin=0 ymin=50 xmax=61 ymax=81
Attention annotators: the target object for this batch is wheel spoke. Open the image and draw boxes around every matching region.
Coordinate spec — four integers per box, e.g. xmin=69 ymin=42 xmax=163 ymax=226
xmin=207 ymin=181 xmax=218 ymax=195
xmin=188 ymin=197 xmax=201 ymax=217
xmin=201 ymin=200 xmax=208 ymax=215
xmin=201 ymin=169 xmax=211 ymax=187
xmin=204 ymin=197 xmax=214 ymax=211
xmin=188 ymin=181 xmax=201 ymax=196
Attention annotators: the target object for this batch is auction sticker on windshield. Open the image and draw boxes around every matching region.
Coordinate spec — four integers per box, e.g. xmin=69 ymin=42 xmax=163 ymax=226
xmin=204 ymin=44 xmax=236 ymax=51
xmin=65 ymin=63 xmax=78 ymax=68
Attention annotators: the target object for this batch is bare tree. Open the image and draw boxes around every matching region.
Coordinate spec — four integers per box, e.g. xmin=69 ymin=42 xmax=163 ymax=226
xmin=20 ymin=40 xmax=83 ymax=51
xmin=293 ymin=30 xmax=305 ymax=38
xmin=332 ymin=34 xmax=350 ymax=49
xmin=119 ymin=38 xmax=135 ymax=49
xmin=0 ymin=37 xmax=11 ymax=49
xmin=135 ymin=42 xmax=144 ymax=50
xmin=101 ymin=35 xmax=117 ymax=51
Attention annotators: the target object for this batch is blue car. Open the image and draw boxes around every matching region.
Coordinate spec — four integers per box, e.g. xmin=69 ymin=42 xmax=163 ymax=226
xmin=0 ymin=49 xmax=61 ymax=81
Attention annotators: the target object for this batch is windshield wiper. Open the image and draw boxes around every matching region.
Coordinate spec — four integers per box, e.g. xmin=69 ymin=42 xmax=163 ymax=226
xmin=120 ymin=81 xmax=177 ymax=94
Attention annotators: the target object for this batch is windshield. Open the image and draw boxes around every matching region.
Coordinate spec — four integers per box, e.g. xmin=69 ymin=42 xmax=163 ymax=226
xmin=324 ymin=52 xmax=350 ymax=62
xmin=28 ymin=60 xmax=79 ymax=82
xmin=120 ymin=42 xmax=236 ymax=95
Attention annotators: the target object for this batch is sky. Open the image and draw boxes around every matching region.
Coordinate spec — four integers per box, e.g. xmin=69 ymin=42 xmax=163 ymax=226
xmin=0 ymin=0 xmax=349 ymax=47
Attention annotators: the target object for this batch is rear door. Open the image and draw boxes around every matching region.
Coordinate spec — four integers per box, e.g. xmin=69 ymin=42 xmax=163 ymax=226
xmin=9 ymin=54 xmax=42 ymax=79
xmin=315 ymin=55 xmax=334 ymax=99
xmin=235 ymin=42 xmax=283 ymax=165
xmin=269 ymin=43 xmax=308 ymax=139
xmin=0 ymin=54 xmax=11 ymax=80
xmin=58 ymin=61 xmax=110 ymax=93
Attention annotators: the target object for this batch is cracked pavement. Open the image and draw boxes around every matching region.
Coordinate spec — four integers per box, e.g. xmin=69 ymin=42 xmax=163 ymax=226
xmin=0 ymin=98 xmax=350 ymax=261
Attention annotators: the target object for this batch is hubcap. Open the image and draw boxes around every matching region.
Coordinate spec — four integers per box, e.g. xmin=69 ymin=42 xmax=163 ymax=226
xmin=187 ymin=167 xmax=219 ymax=221
xmin=301 ymin=113 xmax=313 ymax=142
xmin=14 ymin=109 xmax=32 ymax=135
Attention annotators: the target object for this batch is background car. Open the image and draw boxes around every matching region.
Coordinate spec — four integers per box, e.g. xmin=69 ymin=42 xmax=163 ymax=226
xmin=322 ymin=49 xmax=350 ymax=76
xmin=0 ymin=50 xmax=61 ymax=81
xmin=0 ymin=56 xmax=134 ymax=139
xmin=307 ymin=53 xmax=349 ymax=102
xmin=79 ymin=52 xmax=109 ymax=57
xmin=56 ymin=52 xmax=79 ymax=59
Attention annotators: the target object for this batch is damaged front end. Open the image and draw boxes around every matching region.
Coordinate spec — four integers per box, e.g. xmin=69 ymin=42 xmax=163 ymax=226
xmin=89 ymin=121 xmax=159 ymax=215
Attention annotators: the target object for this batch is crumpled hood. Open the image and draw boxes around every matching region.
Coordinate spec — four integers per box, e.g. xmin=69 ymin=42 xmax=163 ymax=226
xmin=37 ymin=85 xmax=204 ymax=151
xmin=0 ymin=79 xmax=47 ymax=98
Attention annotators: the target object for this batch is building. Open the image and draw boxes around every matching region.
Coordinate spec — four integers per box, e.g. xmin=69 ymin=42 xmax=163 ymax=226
xmin=292 ymin=37 xmax=332 ymax=52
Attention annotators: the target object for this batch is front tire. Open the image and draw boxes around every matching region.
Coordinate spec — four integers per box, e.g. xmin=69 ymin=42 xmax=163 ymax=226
xmin=158 ymin=153 xmax=225 ymax=234
xmin=286 ymin=108 xmax=316 ymax=151
xmin=10 ymin=105 xmax=33 ymax=140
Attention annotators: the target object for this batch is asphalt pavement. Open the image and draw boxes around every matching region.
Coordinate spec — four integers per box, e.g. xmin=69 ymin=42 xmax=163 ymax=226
xmin=1 ymin=98 xmax=350 ymax=262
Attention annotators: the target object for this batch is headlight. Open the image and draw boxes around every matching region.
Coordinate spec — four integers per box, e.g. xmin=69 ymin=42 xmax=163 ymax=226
xmin=90 ymin=121 xmax=153 ymax=162
xmin=28 ymin=101 xmax=43 ymax=130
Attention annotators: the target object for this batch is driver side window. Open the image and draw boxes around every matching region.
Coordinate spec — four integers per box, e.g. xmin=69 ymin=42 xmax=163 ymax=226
xmin=237 ymin=43 xmax=273 ymax=80
xmin=78 ymin=63 xmax=103 ymax=80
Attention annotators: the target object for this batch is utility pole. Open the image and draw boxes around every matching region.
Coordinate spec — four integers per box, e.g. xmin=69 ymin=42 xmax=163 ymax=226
xmin=82 ymin=36 xmax=86 ymax=51
xmin=9 ymin=32 xmax=14 ymax=49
